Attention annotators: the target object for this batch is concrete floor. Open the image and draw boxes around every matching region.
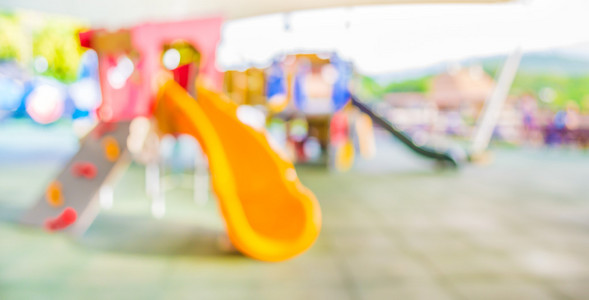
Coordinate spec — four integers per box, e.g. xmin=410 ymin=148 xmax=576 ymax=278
xmin=0 ymin=123 xmax=588 ymax=299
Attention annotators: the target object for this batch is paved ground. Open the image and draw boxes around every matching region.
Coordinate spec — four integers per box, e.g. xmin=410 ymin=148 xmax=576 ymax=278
xmin=0 ymin=122 xmax=588 ymax=299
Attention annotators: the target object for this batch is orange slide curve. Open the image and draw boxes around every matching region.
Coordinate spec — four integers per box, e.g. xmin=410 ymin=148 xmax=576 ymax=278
xmin=155 ymin=80 xmax=321 ymax=262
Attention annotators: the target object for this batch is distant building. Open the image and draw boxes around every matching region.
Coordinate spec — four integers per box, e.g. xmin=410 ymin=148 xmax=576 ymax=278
xmin=381 ymin=92 xmax=437 ymax=130
xmin=376 ymin=66 xmax=498 ymax=135
xmin=383 ymin=92 xmax=429 ymax=107
xmin=429 ymin=66 xmax=495 ymax=110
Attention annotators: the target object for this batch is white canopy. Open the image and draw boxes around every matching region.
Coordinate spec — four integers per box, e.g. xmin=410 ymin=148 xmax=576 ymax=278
xmin=1 ymin=0 xmax=510 ymax=26
xmin=3 ymin=0 xmax=588 ymax=75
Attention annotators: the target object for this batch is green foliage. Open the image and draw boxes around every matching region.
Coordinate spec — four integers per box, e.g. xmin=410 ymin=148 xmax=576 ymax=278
xmin=0 ymin=12 xmax=86 ymax=82
xmin=32 ymin=19 xmax=86 ymax=82
xmin=356 ymin=75 xmax=431 ymax=100
xmin=356 ymin=76 xmax=382 ymax=99
xmin=480 ymin=57 xmax=589 ymax=111
xmin=0 ymin=14 xmax=26 ymax=61
xmin=385 ymin=77 xmax=430 ymax=93
xmin=482 ymin=63 xmax=500 ymax=79
xmin=357 ymin=66 xmax=589 ymax=111
xmin=511 ymin=72 xmax=589 ymax=110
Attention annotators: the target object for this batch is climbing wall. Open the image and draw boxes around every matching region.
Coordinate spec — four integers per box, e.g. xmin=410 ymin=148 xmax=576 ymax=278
xmin=21 ymin=121 xmax=131 ymax=235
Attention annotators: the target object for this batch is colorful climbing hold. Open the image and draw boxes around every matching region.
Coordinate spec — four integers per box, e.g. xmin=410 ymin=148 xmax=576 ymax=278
xmin=44 ymin=207 xmax=77 ymax=231
xmin=102 ymin=136 xmax=120 ymax=162
xmin=46 ymin=181 xmax=64 ymax=207
xmin=71 ymin=161 xmax=98 ymax=179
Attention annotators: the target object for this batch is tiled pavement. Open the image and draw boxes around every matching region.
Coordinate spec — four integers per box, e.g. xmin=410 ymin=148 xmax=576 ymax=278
xmin=0 ymin=126 xmax=588 ymax=299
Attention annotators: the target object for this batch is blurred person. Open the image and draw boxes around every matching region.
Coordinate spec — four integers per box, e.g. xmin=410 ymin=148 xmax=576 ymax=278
xmin=544 ymin=110 xmax=567 ymax=146
xmin=520 ymin=95 xmax=542 ymax=145
xmin=565 ymin=101 xmax=580 ymax=131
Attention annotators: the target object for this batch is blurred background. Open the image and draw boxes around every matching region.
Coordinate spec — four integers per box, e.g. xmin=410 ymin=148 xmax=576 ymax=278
xmin=0 ymin=0 xmax=588 ymax=299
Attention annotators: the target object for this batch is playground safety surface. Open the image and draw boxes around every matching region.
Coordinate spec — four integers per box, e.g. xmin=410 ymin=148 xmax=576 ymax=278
xmin=0 ymin=124 xmax=588 ymax=300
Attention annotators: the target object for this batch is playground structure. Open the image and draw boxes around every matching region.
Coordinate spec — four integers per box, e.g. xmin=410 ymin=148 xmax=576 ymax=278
xmin=19 ymin=15 xmax=462 ymax=262
xmin=224 ymin=54 xmax=459 ymax=170
xmin=20 ymin=17 xmax=321 ymax=262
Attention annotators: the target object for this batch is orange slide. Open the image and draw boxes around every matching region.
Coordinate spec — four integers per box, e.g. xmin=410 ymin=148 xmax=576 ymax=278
xmin=155 ymin=80 xmax=321 ymax=262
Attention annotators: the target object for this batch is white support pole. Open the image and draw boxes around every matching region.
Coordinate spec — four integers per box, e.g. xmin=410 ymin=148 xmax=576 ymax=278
xmin=99 ymin=185 xmax=114 ymax=210
xmin=145 ymin=161 xmax=160 ymax=198
xmin=193 ymin=140 xmax=209 ymax=206
xmin=150 ymin=159 xmax=166 ymax=219
xmin=471 ymin=47 xmax=523 ymax=155
xmin=144 ymin=130 xmax=162 ymax=199
xmin=149 ymin=134 xmax=175 ymax=219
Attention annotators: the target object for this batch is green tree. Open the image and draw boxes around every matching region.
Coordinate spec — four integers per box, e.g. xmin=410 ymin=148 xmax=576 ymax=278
xmin=33 ymin=18 xmax=86 ymax=82
xmin=0 ymin=13 xmax=26 ymax=61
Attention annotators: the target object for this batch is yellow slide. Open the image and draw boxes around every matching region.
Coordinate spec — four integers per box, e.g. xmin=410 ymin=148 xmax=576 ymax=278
xmin=155 ymin=80 xmax=321 ymax=262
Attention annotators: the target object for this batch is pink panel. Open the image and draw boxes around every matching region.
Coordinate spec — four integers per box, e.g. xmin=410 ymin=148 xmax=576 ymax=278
xmin=127 ymin=16 xmax=223 ymax=121
xmin=95 ymin=55 xmax=139 ymax=122
xmin=89 ymin=17 xmax=223 ymax=122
